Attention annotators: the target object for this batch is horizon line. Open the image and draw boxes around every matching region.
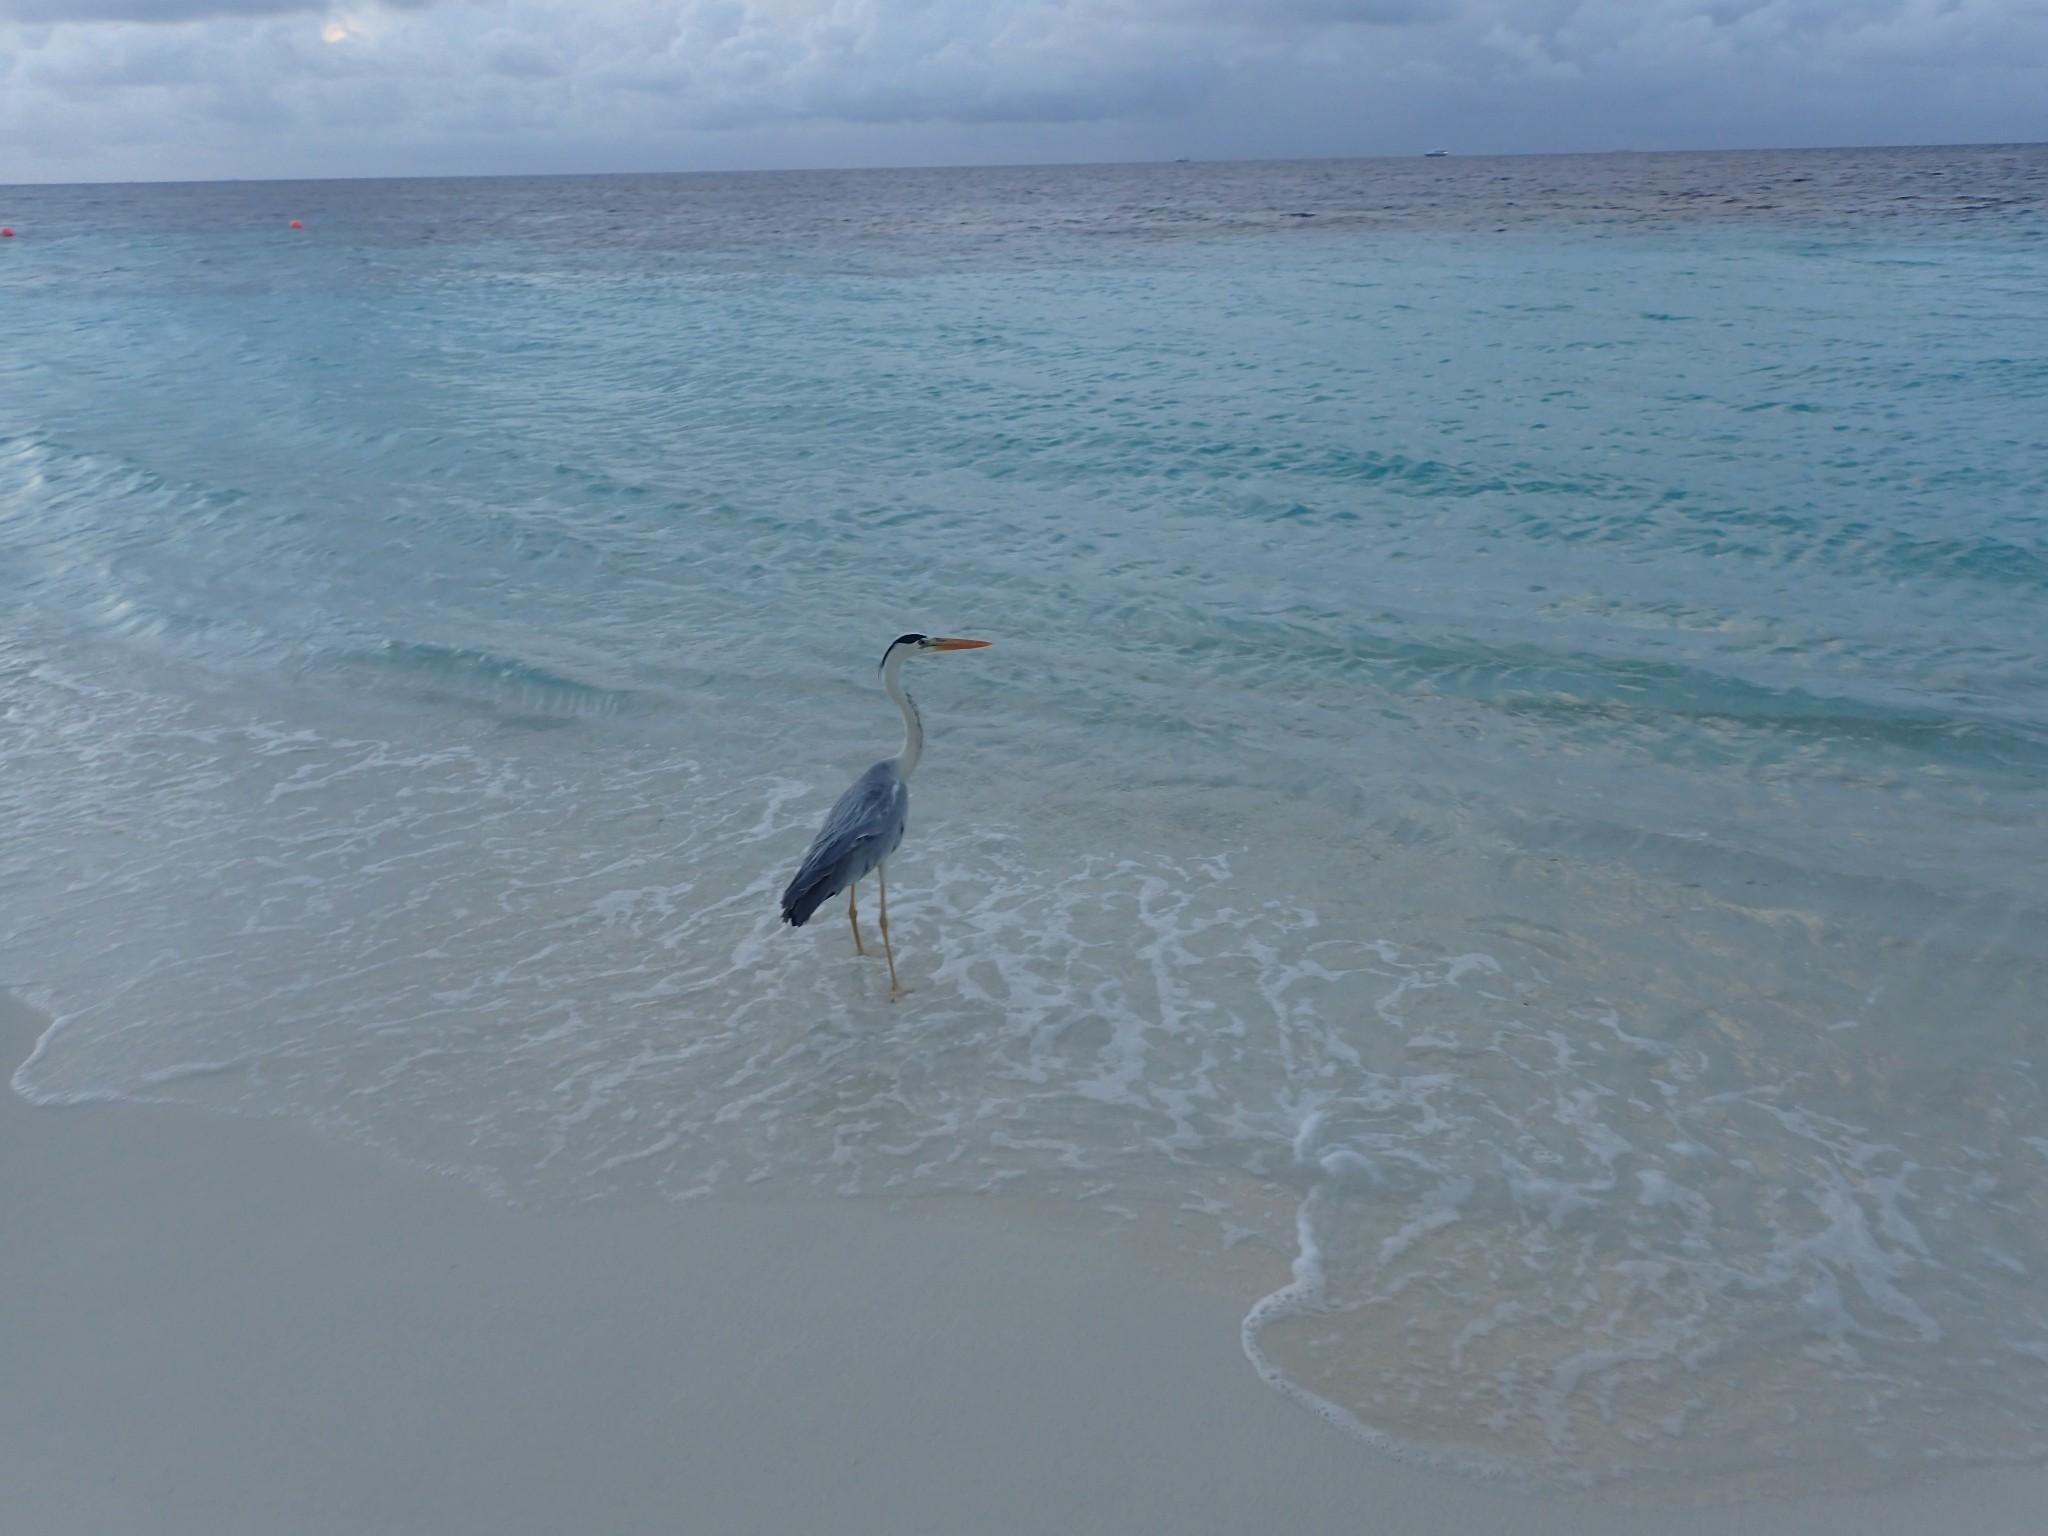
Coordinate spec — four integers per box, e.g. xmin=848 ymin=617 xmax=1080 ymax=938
xmin=4 ymin=138 xmax=2044 ymax=194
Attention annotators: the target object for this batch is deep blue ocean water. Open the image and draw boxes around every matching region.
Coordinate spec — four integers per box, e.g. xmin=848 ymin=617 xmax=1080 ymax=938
xmin=4 ymin=146 xmax=2047 ymax=1491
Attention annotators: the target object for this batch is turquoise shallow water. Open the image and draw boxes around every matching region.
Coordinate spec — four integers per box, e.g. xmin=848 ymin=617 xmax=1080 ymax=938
xmin=3 ymin=148 xmax=2047 ymax=1490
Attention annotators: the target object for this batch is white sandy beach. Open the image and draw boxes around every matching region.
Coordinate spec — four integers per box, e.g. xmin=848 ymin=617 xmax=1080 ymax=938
xmin=4 ymin=991 xmax=2043 ymax=1536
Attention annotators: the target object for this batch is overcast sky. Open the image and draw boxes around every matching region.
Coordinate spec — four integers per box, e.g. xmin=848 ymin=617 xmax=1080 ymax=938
xmin=2 ymin=1 xmax=2043 ymax=183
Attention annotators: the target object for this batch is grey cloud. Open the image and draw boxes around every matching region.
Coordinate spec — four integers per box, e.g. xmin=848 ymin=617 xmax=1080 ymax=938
xmin=1176 ymin=0 xmax=1450 ymax=23
xmin=485 ymin=42 xmax=565 ymax=80
xmin=0 ymin=0 xmax=427 ymax=20
xmin=0 ymin=1 xmax=316 ymax=17
xmin=1 ymin=0 xmax=2044 ymax=185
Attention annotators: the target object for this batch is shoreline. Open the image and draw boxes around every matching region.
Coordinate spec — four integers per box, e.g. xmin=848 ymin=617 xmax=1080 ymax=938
xmin=5 ymin=990 xmax=2045 ymax=1534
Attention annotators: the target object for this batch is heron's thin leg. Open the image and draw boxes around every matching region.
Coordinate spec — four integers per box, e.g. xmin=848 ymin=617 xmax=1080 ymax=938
xmin=847 ymin=881 xmax=865 ymax=955
xmin=878 ymin=862 xmax=900 ymax=996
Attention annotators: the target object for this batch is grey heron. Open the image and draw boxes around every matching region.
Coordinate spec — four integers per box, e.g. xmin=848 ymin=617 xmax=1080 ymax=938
xmin=779 ymin=632 xmax=991 ymax=993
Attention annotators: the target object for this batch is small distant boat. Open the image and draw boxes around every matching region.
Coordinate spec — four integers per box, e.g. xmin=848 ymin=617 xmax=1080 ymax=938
xmin=1423 ymin=149 xmax=1449 ymax=158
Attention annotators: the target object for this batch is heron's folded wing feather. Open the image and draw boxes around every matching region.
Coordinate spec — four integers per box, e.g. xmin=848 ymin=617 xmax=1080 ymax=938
xmin=779 ymin=763 xmax=908 ymax=926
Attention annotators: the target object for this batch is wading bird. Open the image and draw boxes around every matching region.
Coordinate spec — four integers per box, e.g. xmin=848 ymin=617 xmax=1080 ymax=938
xmin=779 ymin=633 xmax=991 ymax=993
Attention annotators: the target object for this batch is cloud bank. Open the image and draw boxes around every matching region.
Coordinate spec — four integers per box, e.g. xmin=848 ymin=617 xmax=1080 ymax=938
xmin=1 ymin=1 xmax=2043 ymax=182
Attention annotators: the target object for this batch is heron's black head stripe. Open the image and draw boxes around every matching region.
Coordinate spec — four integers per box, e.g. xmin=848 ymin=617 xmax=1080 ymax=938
xmin=882 ymin=633 xmax=928 ymax=668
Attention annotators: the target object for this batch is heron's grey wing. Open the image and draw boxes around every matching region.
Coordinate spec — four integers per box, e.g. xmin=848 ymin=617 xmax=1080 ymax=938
xmin=779 ymin=762 xmax=909 ymax=927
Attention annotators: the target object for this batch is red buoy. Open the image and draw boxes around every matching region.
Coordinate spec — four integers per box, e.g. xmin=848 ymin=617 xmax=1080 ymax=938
xmin=0 ymin=228 xmax=14 ymax=238
xmin=289 ymin=220 xmax=303 ymax=229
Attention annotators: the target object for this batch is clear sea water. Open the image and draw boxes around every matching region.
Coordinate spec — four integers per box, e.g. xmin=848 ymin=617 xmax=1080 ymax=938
xmin=4 ymin=146 xmax=2046 ymax=1494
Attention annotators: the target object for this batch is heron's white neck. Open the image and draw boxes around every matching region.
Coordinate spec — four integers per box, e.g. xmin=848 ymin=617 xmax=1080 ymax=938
xmin=881 ymin=647 xmax=924 ymax=780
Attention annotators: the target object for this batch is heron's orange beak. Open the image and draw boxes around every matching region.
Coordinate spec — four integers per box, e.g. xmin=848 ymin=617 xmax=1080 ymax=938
xmin=931 ymin=637 xmax=991 ymax=650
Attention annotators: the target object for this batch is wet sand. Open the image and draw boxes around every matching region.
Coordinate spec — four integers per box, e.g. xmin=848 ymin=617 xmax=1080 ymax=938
xmin=4 ymin=993 xmax=2042 ymax=1535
